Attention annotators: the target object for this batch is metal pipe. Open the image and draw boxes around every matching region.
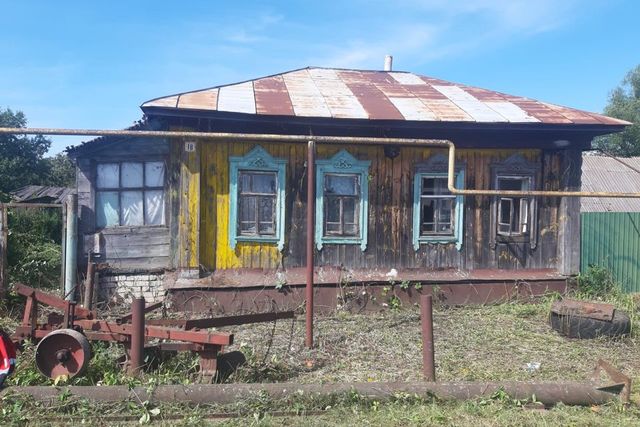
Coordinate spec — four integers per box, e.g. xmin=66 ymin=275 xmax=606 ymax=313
xmin=2 ymin=126 xmax=640 ymax=198
xmin=83 ymin=256 xmax=95 ymax=310
xmin=129 ymin=297 xmax=145 ymax=375
xmin=306 ymin=140 xmax=316 ymax=348
xmin=445 ymin=143 xmax=640 ymax=198
xmin=64 ymin=194 xmax=77 ymax=301
xmin=4 ymin=381 xmax=625 ymax=406
xmin=421 ymin=295 xmax=435 ymax=381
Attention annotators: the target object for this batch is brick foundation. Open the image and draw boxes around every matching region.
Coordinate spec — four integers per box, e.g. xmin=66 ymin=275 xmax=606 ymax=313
xmin=99 ymin=273 xmax=165 ymax=304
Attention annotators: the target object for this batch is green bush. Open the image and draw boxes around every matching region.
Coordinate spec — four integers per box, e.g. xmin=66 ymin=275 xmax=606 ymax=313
xmin=7 ymin=208 xmax=62 ymax=289
xmin=576 ymin=264 xmax=619 ymax=298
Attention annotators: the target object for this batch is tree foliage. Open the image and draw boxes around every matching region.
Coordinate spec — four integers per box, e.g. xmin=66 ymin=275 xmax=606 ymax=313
xmin=593 ymin=65 xmax=640 ymax=156
xmin=0 ymin=108 xmax=75 ymax=201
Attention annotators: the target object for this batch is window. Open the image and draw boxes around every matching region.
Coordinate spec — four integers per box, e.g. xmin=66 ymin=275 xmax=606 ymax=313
xmin=229 ymin=146 xmax=286 ymax=250
xmin=315 ymin=150 xmax=370 ymax=250
xmin=490 ymin=154 xmax=539 ymax=250
xmin=412 ymin=156 xmax=464 ymax=250
xmin=95 ymin=161 xmax=165 ymax=228
xmin=496 ymin=176 xmax=531 ymax=236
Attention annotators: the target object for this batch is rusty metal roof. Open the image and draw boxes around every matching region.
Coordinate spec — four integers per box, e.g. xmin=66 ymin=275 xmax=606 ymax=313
xmin=141 ymin=67 xmax=629 ymax=126
xmin=581 ymin=155 xmax=640 ymax=212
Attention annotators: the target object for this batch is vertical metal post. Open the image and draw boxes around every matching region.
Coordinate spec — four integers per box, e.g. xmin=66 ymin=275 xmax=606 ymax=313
xmin=129 ymin=297 xmax=145 ymax=375
xmin=64 ymin=194 xmax=77 ymax=301
xmin=306 ymin=140 xmax=315 ymax=348
xmin=60 ymin=202 xmax=67 ymax=294
xmin=421 ymin=294 xmax=436 ymax=381
xmin=0 ymin=204 xmax=8 ymax=299
xmin=83 ymin=254 xmax=95 ymax=310
xmin=0 ymin=203 xmax=9 ymax=299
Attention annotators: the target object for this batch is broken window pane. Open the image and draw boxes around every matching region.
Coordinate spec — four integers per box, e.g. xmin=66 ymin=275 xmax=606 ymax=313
xmin=121 ymin=163 xmax=143 ymax=188
xmin=145 ymin=190 xmax=165 ymax=225
xmin=96 ymin=164 xmax=119 ymax=189
xmin=121 ymin=191 xmax=143 ymax=226
xmin=145 ymin=162 xmax=165 ymax=187
xmin=96 ymin=191 xmax=119 ymax=227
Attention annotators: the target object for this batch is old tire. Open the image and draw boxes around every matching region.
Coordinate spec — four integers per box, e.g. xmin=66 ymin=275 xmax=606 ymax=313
xmin=550 ymin=309 xmax=631 ymax=339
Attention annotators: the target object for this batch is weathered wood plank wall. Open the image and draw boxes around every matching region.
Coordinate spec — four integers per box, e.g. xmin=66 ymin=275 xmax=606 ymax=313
xmin=197 ymin=142 xmax=564 ymax=272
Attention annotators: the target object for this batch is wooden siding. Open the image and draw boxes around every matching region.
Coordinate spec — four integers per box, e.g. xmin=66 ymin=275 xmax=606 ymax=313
xmin=196 ymin=142 xmax=565 ymax=272
xmin=76 ymin=138 xmax=171 ymax=271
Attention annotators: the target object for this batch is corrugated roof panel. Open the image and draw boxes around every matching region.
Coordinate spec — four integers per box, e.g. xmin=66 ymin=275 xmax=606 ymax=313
xmin=543 ymin=103 xmax=605 ymax=125
xmin=581 ymin=155 xmax=640 ymax=212
xmin=388 ymin=97 xmax=438 ymax=121
xmin=342 ymin=82 xmax=404 ymax=120
xmin=485 ymin=101 xmax=540 ymax=123
xmin=309 ymin=68 xmax=368 ymax=119
xmin=254 ymin=76 xmax=295 ymax=116
xmin=217 ymin=81 xmax=256 ymax=114
xmin=177 ymin=89 xmax=218 ymax=110
xmin=281 ymin=69 xmax=332 ymax=117
xmin=144 ymin=95 xmax=179 ymax=108
xmin=139 ymin=67 xmax=630 ymax=127
xmin=505 ymin=98 xmax=573 ymax=124
xmin=389 ymin=72 xmax=428 ymax=85
xmin=434 ymin=85 xmax=507 ymax=122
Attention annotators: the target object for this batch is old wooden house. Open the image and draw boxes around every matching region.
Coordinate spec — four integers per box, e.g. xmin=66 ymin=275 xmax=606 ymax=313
xmin=67 ymin=67 xmax=629 ymax=310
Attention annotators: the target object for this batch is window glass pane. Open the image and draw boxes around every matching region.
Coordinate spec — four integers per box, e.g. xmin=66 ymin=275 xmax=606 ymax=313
xmin=96 ymin=164 xmax=119 ymax=189
xmin=325 ymin=197 xmax=341 ymax=223
xmin=498 ymin=177 xmax=529 ymax=191
xmin=96 ymin=191 xmax=119 ymax=227
xmin=422 ymin=177 xmax=449 ymax=196
xmin=258 ymin=197 xmax=275 ymax=234
xmin=325 ymin=174 xmax=358 ymax=195
xmin=239 ymin=196 xmax=256 ymax=234
xmin=252 ymin=173 xmax=276 ymax=194
xmin=145 ymin=162 xmax=165 ymax=187
xmin=421 ymin=199 xmax=435 ymax=233
xmin=343 ymin=198 xmax=357 ymax=225
xmin=121 ymin=191 xmax=143 ymax=226
xmin=121 ymin=163 xmax=143 ymax=188
xmin=145 ymin=190 xmax=165 ymax=225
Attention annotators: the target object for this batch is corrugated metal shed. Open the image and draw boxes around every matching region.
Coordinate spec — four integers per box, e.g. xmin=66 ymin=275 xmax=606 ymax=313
xmin=581 ymin=155 xmax=640 ymax=212
xmin=142 ymin=67 xmax=630 ymax=126
xmin=10 ymin=185 xmax=75 ymax=204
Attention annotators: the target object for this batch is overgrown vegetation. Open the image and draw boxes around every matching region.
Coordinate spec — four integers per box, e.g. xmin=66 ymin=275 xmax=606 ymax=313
xmin=6 ymin=208 xmax=63 ymax=289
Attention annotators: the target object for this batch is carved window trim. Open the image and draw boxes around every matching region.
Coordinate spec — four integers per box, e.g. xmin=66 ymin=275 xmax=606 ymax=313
xmin=315 ymin=150 xmax=371 ymax=251
xmin=490 ymin=154 xmax=540 ymax=250
xmin=229 ymin=146 xmax=286 ymax=251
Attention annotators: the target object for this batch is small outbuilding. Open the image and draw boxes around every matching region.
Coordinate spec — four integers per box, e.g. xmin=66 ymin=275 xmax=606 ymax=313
xmin=67 ymin=66 xmax=629 ymax=310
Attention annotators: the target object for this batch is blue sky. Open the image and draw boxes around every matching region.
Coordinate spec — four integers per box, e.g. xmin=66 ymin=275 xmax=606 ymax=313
xmin=1 ymin=0 xmax=638 ymax=155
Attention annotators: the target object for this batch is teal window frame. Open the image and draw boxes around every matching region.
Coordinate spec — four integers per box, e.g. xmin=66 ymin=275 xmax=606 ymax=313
xmin=412 ymin=158 xmax=464 ymax=251
xmin=315 ymin=150 xmax=370 ymax=251
xmin=229 ymin=146 xmax=286 ymax=251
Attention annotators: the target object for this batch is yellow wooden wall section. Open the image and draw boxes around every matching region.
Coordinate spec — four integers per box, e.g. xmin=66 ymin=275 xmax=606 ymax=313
xmin=197 ymin=141 xmax=541 ymax=271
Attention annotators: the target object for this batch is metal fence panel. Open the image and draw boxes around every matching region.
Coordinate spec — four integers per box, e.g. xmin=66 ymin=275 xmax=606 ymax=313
xmin=581 ymin=212 xmax=640 ymax=293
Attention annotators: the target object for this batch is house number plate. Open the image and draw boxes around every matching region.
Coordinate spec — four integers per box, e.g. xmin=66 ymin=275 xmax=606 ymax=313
xmin=184 ymin=141 xmax=197 ymax=152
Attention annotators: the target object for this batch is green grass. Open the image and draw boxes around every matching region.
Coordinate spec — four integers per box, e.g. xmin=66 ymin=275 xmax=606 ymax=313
xmin=2 ymin=293 xmax=639 ymax=425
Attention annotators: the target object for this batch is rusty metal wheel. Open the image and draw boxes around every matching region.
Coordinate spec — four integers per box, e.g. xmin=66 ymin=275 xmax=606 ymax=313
xmin=35 ymin=329 xmax=91 ymax=380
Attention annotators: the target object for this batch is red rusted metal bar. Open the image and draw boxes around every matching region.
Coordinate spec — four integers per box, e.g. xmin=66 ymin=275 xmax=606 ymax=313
xmin=145 ymin=311 xmax=295 ymax=329
xmin=6 ymin=380 xmax=628 ymax=406
xmin=117 ymin=301 xmax=163 ymax=323
xmin=14 ymin=284 xmax=94 ymax=319
xmin=83 ymin=258 xmax=95 ymax=310
xmin=74 ymin=319 xmax=234 ymax=346
xmin=421 ymin=295 xmax=435 ymax=381
xmin=129 ymin=297 xmax=145 ymax=375
xmin=306 ymin=140 xmax=315 ymax=349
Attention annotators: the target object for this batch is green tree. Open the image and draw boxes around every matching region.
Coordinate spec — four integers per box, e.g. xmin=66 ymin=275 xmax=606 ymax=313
xmin=593 ymin=65 xmax=640 ymax=156
xmin=43 ymin=153 xmax=75 ymax=187
xmin=0 ymin=108 xmax=52 ymax=200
